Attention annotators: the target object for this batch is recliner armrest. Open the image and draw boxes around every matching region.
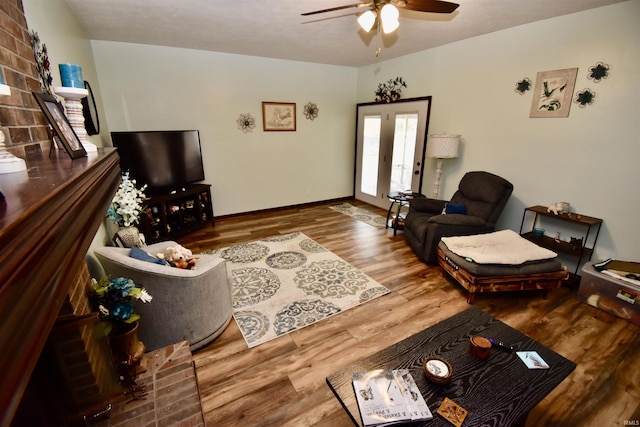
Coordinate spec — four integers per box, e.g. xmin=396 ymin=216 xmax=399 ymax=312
xmin=410 ymin=197 xmax=447 ymax=213
xmin=427 ymin=214 xmax=489 ymax=227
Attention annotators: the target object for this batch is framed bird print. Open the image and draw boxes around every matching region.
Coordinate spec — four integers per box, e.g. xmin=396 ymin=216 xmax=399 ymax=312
xmin=530 ymin=68 xmax=578 ymax=118
xmin=262 ymin=102 xmax=296 ymax=131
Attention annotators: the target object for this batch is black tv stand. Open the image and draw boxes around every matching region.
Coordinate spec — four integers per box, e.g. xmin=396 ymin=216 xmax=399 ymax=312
xmin=139 ymin=183 xmax=214 ymax=244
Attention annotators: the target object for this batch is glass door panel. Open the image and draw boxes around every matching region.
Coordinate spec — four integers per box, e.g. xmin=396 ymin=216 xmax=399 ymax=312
xmin=360 ymin=115 xmax=381 ymax=197
xmin=355 ymin=98 xmax=431 ymax=210
xmin=390 ymin=113 xmax=418 ymax=193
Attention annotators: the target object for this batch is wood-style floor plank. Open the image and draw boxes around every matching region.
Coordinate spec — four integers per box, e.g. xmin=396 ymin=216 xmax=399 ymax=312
xmin=178 ymin=199 xmax=640 ymax=427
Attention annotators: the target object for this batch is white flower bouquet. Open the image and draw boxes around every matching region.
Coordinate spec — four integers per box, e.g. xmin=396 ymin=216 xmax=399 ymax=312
xmin=107 ymin=172 xmax=148 ymax=227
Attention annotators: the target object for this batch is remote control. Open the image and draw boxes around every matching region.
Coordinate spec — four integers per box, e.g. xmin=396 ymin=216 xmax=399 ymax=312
xmin=488 ymin=338 xmax=515 ymax=352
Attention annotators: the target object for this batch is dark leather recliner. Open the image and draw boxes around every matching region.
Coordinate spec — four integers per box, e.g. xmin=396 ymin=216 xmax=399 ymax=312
xmin=404 ymin=171 xmax=514 ymax=264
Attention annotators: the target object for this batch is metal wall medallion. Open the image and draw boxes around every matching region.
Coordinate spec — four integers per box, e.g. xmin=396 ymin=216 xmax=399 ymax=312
xmin=574 ymin=89 xmax=596 ymax=107
xmin=515 ymin=77 xmax=532 ymax=95
xmin=588 ymin=62 xmax=609 ymax=82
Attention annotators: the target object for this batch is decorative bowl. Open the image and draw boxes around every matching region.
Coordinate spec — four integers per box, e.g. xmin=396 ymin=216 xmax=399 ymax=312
xmin=423 ymin=356 xmax=453 ymax=385
xmin=533 ymin=228 xmax=545 ymax=238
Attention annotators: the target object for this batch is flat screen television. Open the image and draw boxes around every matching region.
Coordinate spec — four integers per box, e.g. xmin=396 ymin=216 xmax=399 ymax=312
xmin=111 ymin=130 xmax=205 ymax=194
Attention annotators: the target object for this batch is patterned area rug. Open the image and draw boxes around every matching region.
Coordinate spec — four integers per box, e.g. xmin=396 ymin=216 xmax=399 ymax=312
xmin=212 ymin=232 xmax=390 ymax=348
xmin=329 ymin=203 xmax=387 ymax=228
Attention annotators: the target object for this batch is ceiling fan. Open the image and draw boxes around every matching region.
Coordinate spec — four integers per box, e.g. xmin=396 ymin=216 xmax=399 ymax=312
xmin=302 ymin=0 xmax=460 ymax=34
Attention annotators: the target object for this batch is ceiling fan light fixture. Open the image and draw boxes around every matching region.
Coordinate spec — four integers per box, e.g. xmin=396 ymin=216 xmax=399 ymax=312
xmin=357 ymin=10 xmax=377 ymax=32
xmin=380 ymin=4 xmax=399 ymax=34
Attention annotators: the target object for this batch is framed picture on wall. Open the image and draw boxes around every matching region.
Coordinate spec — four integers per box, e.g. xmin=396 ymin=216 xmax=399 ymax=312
xmin=530 ymin=68 xmax=578 ymax=118
xmin=32 ymin=91 xmax=87 ymax=158
xmin=262 ymin=102 xmax=296 ymax=131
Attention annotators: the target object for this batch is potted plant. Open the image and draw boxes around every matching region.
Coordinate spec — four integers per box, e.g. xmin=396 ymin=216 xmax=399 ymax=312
xmin=106 ymin=172 xmax=148 ymax=247
xmin=89 ymin=276 xmax=152 ymax=366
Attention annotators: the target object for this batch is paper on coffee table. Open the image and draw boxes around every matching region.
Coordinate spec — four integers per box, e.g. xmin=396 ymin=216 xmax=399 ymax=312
xmin=517 ymin=351 xmax=550 ymax=369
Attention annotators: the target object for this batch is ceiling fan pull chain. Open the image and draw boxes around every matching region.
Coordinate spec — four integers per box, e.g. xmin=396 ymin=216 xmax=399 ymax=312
xmin=375 ymin=22 xmax=382 ymax=57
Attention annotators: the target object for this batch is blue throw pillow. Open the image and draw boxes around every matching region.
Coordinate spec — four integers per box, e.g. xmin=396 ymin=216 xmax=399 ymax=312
xmin=130 ymin=246 xmax=169 ymax=265
xmin=444 ymin=203 xmax=467 ymax=215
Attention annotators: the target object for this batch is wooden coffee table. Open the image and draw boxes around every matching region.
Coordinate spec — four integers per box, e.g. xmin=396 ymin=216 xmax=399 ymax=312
xmin=326 ymin=307 xmax=575 ymax=427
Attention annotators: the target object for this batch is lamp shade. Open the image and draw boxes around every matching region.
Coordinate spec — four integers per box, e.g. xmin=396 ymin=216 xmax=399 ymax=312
xmin=357 ymin=10 xmax=376 ymax=32
xmin=380 ymin=4 xmax=399 ymax=33
xmin=427 ymin=134 xmax=460 ymax=159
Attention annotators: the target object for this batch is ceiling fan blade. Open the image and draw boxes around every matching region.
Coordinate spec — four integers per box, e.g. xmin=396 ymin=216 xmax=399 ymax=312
xmin=401 ymin=0 xmax=459 ymax=13
xmin=301 ymin=3 xmax=369 ymax=16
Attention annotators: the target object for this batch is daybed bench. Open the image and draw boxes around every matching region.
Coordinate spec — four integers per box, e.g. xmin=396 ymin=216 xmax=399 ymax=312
xmin=437 ymin=230 xmax=568 ymax=303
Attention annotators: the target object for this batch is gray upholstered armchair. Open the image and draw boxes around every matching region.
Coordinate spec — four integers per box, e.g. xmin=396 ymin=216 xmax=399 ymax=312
xmin=404 ymin=171 xmax=513 ymax=264
xmin=94 ymin=241 xmax=232 ymax=352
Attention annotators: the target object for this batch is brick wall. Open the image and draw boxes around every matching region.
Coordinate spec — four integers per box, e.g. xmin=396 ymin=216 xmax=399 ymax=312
xmin=47 ymin=262 xmax=122 ymax=416
xmin=0 ymin=0 xmax=52 ymax=157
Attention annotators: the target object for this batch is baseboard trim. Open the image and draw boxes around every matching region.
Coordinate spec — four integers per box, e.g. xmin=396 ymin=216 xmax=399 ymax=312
xmin=213 ymin=196 xmax=354 ymax=221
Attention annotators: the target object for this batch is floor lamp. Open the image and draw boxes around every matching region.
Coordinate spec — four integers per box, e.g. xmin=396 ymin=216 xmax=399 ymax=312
xmin=427 ymin=134 xmax=460 ymax=199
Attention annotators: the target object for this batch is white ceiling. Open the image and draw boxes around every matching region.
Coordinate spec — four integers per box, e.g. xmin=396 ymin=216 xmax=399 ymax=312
xmin=63 ymin=0 xmax=627 ymax=67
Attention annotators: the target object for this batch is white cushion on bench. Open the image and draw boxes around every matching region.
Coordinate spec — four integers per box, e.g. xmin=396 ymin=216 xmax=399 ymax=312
xmin=441 ymin=230 xmax=557 ymax=265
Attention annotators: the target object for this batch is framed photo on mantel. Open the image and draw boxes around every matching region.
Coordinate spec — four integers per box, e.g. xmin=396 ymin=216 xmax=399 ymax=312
xmin=530 ymin=68 xmax=578 ymax=118
xmin=32 ymin=91 xmax=87 ymax=159
xmin=262 ymin=102 xmax=296 ymax=131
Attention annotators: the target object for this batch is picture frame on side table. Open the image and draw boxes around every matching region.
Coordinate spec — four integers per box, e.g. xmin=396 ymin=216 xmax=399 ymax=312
xmin=32 ymin=91 xmax=87 ymax=159
xmin=530 ymin=68 xmax=578 ymax=118
xmin=262 ymin=102 xmax=296 ymax=131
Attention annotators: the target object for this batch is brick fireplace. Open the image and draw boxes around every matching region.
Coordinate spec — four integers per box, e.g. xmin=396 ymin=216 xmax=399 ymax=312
xmin=0 ymin=146 xmax=122 ymax=425
xmin=0 ymin=4 xmax=207 ymax=425
xmin=0 ymin=3 xmax=124 ymax=423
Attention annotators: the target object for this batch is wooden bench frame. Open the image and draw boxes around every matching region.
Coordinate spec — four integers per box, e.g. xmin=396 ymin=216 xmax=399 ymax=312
xmin=437 ymin=246 xmax=568 ymax=303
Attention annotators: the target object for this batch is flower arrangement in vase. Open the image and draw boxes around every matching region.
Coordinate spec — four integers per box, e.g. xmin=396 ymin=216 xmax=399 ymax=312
xmin=107 ymin=172 xmax=148 ymax=247
xmin=89 ymin=276 xmax=152 ymax=336
xmin=89 ymin=276 xmax=152 ymax=386
xmin=107 ymin=171 xmax=148 ymax=227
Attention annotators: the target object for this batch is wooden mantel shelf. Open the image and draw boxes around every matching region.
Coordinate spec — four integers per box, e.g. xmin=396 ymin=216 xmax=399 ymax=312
xmin=0 ymin=148 xmax=121 ymax=425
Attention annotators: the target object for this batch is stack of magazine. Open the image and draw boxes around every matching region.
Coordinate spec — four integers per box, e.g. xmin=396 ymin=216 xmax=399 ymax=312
xmin=352 ymin=369 xmax=433 ymax=426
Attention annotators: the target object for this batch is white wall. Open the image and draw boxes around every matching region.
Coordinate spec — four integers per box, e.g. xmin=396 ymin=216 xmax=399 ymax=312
xmin=22 ymin=0 xmax=111 ymax=255
xmin=23 ymin=0 xmax=639 ymax=261
xmin=357 ymin=1 xmax=640 ymax=261
xmin=22 ymin=0 xmax=109 ymax=148
xmin=90 ymin=42 xmax=358 ymax=216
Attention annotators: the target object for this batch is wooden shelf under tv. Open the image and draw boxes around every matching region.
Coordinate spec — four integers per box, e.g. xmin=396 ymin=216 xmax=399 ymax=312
xmin=139 ymin=184 xmax=214 ymax=244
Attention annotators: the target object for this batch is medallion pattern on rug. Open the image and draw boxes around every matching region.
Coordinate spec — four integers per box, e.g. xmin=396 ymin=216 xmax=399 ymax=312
xmin=214 ymin=232 xmax=390 ymax=348
xmin=329 ymin=203 xmax=387 ymax=228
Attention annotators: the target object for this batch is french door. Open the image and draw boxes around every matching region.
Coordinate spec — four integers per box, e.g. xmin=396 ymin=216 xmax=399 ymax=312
xmin=355 ymin=97 xmax=431 ymax=210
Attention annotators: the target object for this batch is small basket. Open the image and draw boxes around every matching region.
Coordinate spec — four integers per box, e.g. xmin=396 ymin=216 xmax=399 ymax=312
xmin=423 ymin=356 xmax=453 ymax=385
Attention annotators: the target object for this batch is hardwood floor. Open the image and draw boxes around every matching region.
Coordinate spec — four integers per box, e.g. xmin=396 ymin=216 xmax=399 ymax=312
xmin=178 ymin=199 xmax=640 ymax=427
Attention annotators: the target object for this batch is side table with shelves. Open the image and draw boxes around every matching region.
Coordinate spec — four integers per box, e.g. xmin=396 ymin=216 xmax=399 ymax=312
xmin=385 ymin=192 xmax=414 ymax=236
xmin=519 ymin=205 xmax=602 ymax=283
xmin=140 ymin=184 xmax=214 ymax=244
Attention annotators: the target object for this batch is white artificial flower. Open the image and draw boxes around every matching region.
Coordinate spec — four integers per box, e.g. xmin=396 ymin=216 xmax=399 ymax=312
xmin=98 ymin=305 xmax=110 ymax=316
xmin=139 ymin=289 xmax=153 ymax=303
xmin=109 ymin=172 xmax=148 ymax=226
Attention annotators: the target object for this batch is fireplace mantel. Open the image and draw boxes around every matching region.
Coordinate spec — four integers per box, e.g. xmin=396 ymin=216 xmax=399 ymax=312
xmin=0 ymin=148 xmax=120 ymax=425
